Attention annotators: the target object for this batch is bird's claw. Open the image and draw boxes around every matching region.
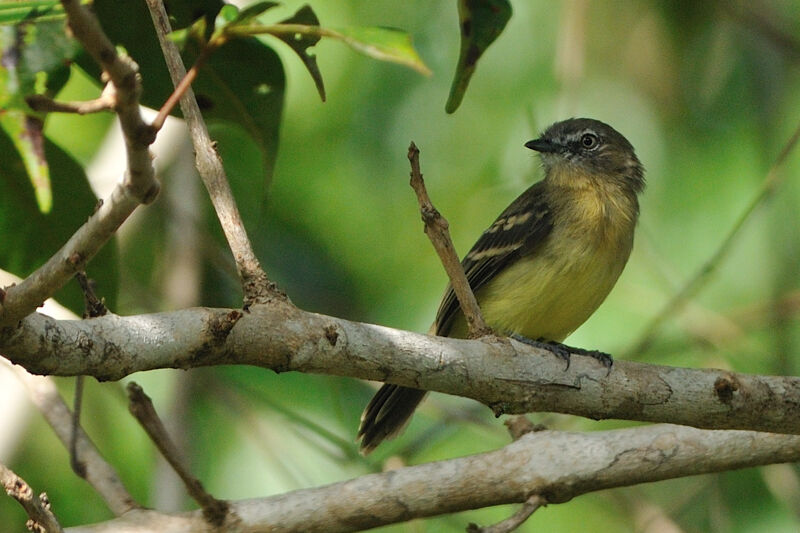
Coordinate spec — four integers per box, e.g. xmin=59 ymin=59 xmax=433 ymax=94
xmin=510 ymin=334 xmax=613 ymax=374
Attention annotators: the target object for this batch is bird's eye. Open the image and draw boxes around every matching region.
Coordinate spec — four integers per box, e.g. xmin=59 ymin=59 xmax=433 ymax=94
xmin=580 ymin=133 xmax=599 ymax=149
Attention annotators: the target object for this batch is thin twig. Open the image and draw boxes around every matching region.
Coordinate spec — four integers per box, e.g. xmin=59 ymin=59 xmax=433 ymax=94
xmin=76 ymin=272 xmax=108 ymax=319
xmin=0 ymin=462 xmax=64 ymax=533
xmin=6 ymin=361 xmax=138 ymax=515
xmin=144 ymin=0 xmax=278 ymax=307
xmin=2 ymin=269 xmax=134 ymax=515
xmin=627 ymin=119 xmax=800 ymax=356
xmin=504 ymin=416 xmax=545 ymax=441
xmin=69 ymin=272 xmax=109 ymax=477
xmin=69 ymin=375 xmax=85 ymax=478
xmin=150 ymin=44 xmax=219 ymax=132
xmin=126 ymin=382 xmax=230 ymax=526
xmin=467 ymin=494 xmax=546 ymax=533
xmin=25 ymin=83 xmax=116 ymax=115
xmin=407 ymin=142 xmax=491 ymax=338
xmin=721 ymin=2 xmax=800 ymax=61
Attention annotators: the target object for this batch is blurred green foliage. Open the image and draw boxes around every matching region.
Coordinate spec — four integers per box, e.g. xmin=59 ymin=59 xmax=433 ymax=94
xmin=2 ymin=1 xmax=800 ymax=531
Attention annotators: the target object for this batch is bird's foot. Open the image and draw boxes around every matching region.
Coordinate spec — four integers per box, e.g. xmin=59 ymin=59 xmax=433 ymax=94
xmin=510 ymin=334 xmax=613 ymax=373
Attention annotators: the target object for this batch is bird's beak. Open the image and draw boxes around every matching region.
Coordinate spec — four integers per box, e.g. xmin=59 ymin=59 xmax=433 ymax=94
xmin=525 ymin=138 xmax=559 ymax=153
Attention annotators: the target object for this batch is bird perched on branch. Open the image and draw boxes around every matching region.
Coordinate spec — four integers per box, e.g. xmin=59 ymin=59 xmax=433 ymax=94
xmin=358 ymin=118 xmax=645 ymax=454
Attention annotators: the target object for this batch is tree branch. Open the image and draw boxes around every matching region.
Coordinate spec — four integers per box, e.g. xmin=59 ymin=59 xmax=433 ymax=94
xmin=0 ymin=270 xmax=135 ymax=515
xmin=2 ymin=304 xmax=799 ymax=436
xmin=59 ymin=0 xmax=159 ymax=202
xmin=5 ymin=361 xmax=139 ymax=516
xmin=467 ymin=494 xmax=546 ymax=533
xmin=408 ymin=142 xmax=491 ymax=338
xmin=25 ymin=82 xmax=116 ymax=115
xmin=1 ymin=462 xmax=64 ymax=533
xmin=63 ymin=424 xmax=800 ymax=532
xmin=126 ymin=383 xmax=229 ymax=526
xmin=144 ymin=0 xmax=277 ymax=306
xmin=0 ymin=1 xmax=159 ymax=327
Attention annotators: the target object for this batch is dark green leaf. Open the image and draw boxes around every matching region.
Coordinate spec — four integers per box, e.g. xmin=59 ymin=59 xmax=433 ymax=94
xmin=0 ymin=20 xmax=79 ymax=212
xmin=0 ymin=112 xmax=50 ymax=212
xmin=0 ymin=129 xmax=118 ymax=314
xmin=229 ymin=1 xmax=279 ymax=25
xmin=211 ymin=2 xmax=280 ymax=42
xmin=196 ymin=38 xmax=284 ymax=181
xmin=275 ymin=5 xmax=325 ymax=102
xmin=446 ymin=0 xmax=512 ymax=113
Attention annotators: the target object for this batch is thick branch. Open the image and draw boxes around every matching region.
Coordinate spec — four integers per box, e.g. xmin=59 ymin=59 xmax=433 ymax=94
xmin=1 ymin=304 xmax=799 ymax=436
xmin=64 ymin=425 xmax=800 ymax=532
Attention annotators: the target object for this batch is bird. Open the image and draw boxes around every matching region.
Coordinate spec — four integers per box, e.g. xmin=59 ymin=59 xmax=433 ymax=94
xmin=357 ymin=118 xmax=645 ymax=454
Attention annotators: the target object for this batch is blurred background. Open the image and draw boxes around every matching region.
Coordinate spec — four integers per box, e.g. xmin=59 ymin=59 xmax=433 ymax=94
xmin=2 ymin=0 xmax=800 ymax=531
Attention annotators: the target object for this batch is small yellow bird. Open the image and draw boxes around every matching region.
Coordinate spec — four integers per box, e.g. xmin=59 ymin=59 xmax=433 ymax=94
xmin=358 ymin=118 xmax=645 ymax=454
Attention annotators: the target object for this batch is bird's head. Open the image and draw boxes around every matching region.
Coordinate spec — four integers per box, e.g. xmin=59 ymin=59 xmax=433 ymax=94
xmin=526 ymin=118 xmax=645 ymax=194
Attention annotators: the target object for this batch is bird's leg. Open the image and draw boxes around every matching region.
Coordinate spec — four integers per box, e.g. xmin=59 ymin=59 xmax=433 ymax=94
xmin=509 ymin=334 xmax=613 ymax=372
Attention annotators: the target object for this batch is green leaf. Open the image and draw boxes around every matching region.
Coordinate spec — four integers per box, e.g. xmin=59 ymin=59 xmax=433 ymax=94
xmin=0 ymin=19 xmax=79 ymax=212
xmin=216 ymin=4 xmax=240 ymax=25
xmin=446 ymin=0 xmax=512 ymax=113
xmin=332 ymin=26 xmax=431 ymax=77
xmin=0 ymin=0 xmax=64 ymax=25
xmin=168 ymin=17 xmax=208 ymax=48
xmin=0 ymin=128 xmax=118 ymax=314
xmin=196 ymin=37 xmax=284 ymax=180
xmin=212 ymin=1 xmax=281 ymax=39
xmin=274 ymin=5 xmax=325 ymax=102
xmin=0 ymin=112 xmax=51 ymax=212
xmin=229 ymin=1 xmax=280 ymax=25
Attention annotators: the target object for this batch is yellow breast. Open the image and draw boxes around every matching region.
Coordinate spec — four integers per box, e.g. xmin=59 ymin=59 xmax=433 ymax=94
xmin=449 ymin=181 xmax=636 ymax=342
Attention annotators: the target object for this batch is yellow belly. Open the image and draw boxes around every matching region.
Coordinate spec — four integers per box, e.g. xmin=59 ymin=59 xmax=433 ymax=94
xmin=444 ymin=178 xmax=638 ymax=341
xmin=447 ymin=233 xmax=631 ymax=342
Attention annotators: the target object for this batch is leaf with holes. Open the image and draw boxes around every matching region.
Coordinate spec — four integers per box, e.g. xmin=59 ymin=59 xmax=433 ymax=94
xmin=274 ymin=4 xmax=325 ymax=102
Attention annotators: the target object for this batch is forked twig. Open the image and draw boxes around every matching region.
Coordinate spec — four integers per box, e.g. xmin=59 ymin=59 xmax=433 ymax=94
xmin=407 ymin=142 xmax=491 ymax=338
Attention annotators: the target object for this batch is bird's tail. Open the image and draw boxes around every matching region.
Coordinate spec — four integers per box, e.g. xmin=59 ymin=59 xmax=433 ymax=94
xmin=357 ymin=385 xmax=427 ymax=455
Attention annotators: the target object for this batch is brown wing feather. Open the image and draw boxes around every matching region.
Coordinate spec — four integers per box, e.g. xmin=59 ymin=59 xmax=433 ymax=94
xmin=434 ymin=181 xmax=553 ymax=336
